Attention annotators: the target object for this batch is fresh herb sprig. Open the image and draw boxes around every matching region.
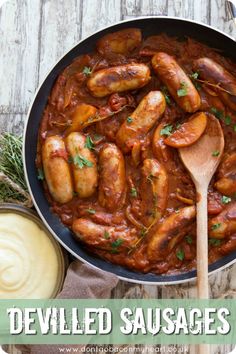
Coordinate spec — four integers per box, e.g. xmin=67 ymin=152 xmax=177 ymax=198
xmin=0 ymin=133 xmax=32 ymax=206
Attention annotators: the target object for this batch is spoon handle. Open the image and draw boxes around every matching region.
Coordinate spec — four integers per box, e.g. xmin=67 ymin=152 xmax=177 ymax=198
xmin=196 ymin=183 xmax=210 ymax=354
xmin=196 ymin=183 xmax=209 ymax=299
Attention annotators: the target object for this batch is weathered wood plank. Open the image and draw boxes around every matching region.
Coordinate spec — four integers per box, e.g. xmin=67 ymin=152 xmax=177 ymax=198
xmin=167 ymin=0 xmax=209 ymax=23
xmin=38 ymin=0 xmax=82 ymax=84
xmin=0 ymin=0 xmax=41 ymax=115
xmin=123 ymin=0 xmax=168 ymax=17
xmin=210 ymin=0 xmax=236 ymax=38
xmin=81 ymin=0 xmax=122 ymax=38
xmin=0 ymin=114 xmax=26 ymax=135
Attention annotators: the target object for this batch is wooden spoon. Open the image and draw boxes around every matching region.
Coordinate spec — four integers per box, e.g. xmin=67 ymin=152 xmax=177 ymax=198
xmin=179 ymin=114 xmax=224 ymax=352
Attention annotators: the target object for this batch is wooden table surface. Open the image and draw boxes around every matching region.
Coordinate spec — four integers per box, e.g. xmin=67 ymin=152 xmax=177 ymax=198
xmin=1 ymin=1 xmax=236 ymax=353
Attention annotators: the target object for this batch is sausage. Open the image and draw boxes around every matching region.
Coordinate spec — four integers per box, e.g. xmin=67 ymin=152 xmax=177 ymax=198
xmin=65 ymin=103 xmax=97 ymax=135
xmin=164 ymin=112 xmax=207 ymax=148
xmin=87 ymin=63 xmax=150 ymax=97
xmin=96 ymin=28 xmax=142 ymax=55
xmin=42 ymin=136 xmax=73 ymax=204
xmin=215 ymin=153 xmax=236 ymax=196
xmin=147 ymin=206 xmax=196 ymax=262
xmin=98 ymin=143 xmax=126 ymax=211
xmin=152 ymin=52 xmax=201 ymax=112
xmin=65 ymin=132 xmax=98 ymax=198
xmin=209 ymin=202 xmax=236 ymax=239
xmin=72 ymin=218 xmax=138 ymax=252
xmin=140 ymin=158 xmax=168 ymax=227
xmin=116 ymin=91 xmax=166 ymax=153
xmin=193 ymin=57 xmax=236 ymax=111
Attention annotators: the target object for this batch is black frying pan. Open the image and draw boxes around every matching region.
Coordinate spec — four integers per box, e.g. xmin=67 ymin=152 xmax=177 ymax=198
xmin=23 ymin=17 xmax=236 ymax=284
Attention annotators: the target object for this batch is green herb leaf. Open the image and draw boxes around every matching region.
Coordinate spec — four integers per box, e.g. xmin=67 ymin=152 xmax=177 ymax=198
xmin=211 ymin=223 xmax=222 ymax=230
xmin=209 ymin=238 xmax=221 ymax=247
xmin=176 ymin=122 xmax=182 ymax=129
xmin=104 ymin=231 xmax=110 ymax=239
xmin=234 ymin=125 xmax=236 ymax=132
xmin=212 ymin=150 xmax=220 ymax=157
xmin=177 ymin=82 xmax=188 ymax=97
xmin=71 ymin=154 xmax=93 ymax=169
xmin=161 ymin=86 xmax=171 ymax=105
xmin=86 ymin=208 xmax=96 ymax=214
xmin=176 ymin=249 xmax=185 ymax=261
xmin=160 ymin=124 xmax=173 ymax=136
xmin=130 ymin=187 xmax=137 ymax=198
xmin=185 ymin=235 xmax=193 ymax=244
xmin=190 ymin=72 xmax=199 ymax=80
xmin=127 ymin=117 xmax=133 ymax=123
xmin=111 ymin=238 xmax=123 ymax=253
xmin=82 ymin=66 xmax=92 ymax=76
xmin=210 ymin=107 xmax=224 ymax=120
xmin=225 ymin=115 xmax=231 ymax=126
xmin=37 ymin=168 xmax=44 ymax=180
xmin=84 ymin=136 xmax=95 ymax=150
xmin=222 ymin=195 xmax=231 ymax=204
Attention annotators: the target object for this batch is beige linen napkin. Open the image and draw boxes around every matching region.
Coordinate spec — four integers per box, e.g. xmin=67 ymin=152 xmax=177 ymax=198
xmin=16 ymin=260 xmax=119 ymax=354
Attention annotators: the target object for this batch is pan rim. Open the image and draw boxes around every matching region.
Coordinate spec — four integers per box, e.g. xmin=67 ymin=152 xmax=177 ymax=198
xmin=23 ymin=16 xmax=236 ymax=285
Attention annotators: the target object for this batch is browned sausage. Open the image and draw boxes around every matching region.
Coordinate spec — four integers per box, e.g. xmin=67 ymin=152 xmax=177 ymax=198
xmin=65 ymin=132 xmax=98 ymax=198
xmin=193 ymin=57 xmax=236 ymax=111
xmin=87 ymin=63 xmax=150 ymax=97
xmin=147 ymin=206 xmax=196 ymax=262
xmin=72 ymin=218 xmax=138 ymax=252
xmin=140 ymin=158 xmax=168 ymax=227
xmin=98 ymin=143 xmax=126 ymax=211
xmin=96 ymin=28 xmax=142 ymax=55
xmin=42 ymin=136 xmax=73 ymax=204
xmin=152 ymin=52 xmax=201 ymax=112
xmin=116 ymin=91 xmax=166 ymax=153
xmin=209 ymin=202 xmax=236 ymax=239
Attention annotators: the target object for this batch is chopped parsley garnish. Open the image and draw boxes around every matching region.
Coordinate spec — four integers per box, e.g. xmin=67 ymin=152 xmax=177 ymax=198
xmin=84 ymin=136 xmax=95 ymax=150
xmin=212 ymin=150 xmax=220 ymax=157
xmin=222 ymin=195 xmax=231 ymax=204
xmin=130 ymin=187 xmax=137 ymax=198
xmin=190 ymin=72 xmax=199 ymax=80
xmin=104 ymin=231 xmax=110 ymax=239
xmin=86 ymin=208 xmax=96 ymax=214
xmin=127 ymin=116 xmax=133 ymax=123
xmin=177 ymin=82 xmax=188 ymax=97
xmin=210 ymin=107 xmax=224 ymax=120
xmin=37 ymin=168 xmax=44 ymax=181
xmin=111 ymin=238 xmax=123 ymax=253
xmin=160 ymin=124 xmax=173 ymax=136
xmin=82 ymin=66 xmax=92 ymax=76
xmin=69 ymin=154 xmax=93 ymax=169
xmin=161 ymin=86 xmax=171 ymax=105
xmin=209 ymin=238 xmax=221 ymax=247
xmin=225 ymin=115 xmax=232 ymax=126
xmin=176 ymin=122 xmax=182 ymax=129
xmin=185 ymin=235 xmax=193 ymax=244
xmin=176 ymin=249 xmax=185 ymax=261
xmin=211 ymin=223 xmax=222 ymax=230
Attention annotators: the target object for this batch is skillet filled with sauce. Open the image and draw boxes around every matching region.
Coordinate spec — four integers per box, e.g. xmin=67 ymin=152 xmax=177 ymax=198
xmin=24 ymin=18 xmax=236 ymax=283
